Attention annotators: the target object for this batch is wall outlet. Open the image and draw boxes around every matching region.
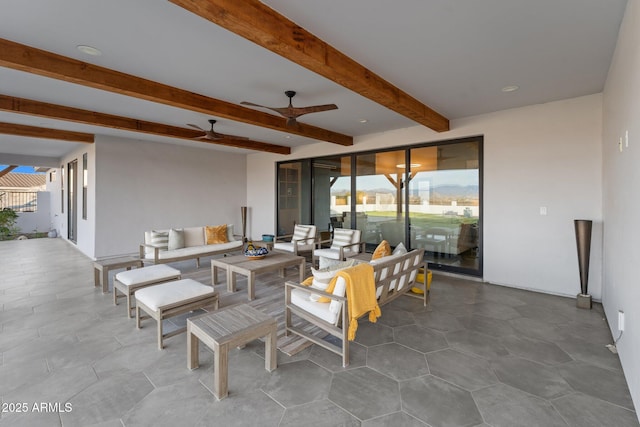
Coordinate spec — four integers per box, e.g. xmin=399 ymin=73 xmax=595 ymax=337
xmin=618 ymin=310 xmax=625 ymax=332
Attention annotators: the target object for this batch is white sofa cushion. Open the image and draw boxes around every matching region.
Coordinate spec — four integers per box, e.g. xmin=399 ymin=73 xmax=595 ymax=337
xmin=134 ymin=279 xmax=214 ymax=311
xmin=144 ymin=240 xmax=242 ymax=260
xmin=115 ymin=264 xmax=181 ymax=287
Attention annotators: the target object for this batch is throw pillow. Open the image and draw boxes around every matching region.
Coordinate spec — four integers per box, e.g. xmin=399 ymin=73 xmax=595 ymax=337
xmin=150 ymin=230 xmax=169 ymax=251
xmin=293 ymin=224 xmax=311 ymax=243
xmin=371 ymin=240 xmax=391 ymax=260
xmin=310 ymin=259 xmax=357 ymax=302
xmin=331 ymin=229 xmax=354 ymax=250
xmin=168 ymin=228 xmax=185 ymax=250
xmin=206 ymin=224 xmax=228 ymax=245
xmin=392 ymin=242 xmax=408 ymax=256
xmin=226 ymin=224 xmax=235 ymax=242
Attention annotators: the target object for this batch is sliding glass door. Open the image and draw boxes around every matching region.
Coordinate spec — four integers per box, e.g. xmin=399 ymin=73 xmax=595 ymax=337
xmin=276 ymin=136 xmax=482 ymax=276
xmin=408 ymin=141 xmax=481 ymax=272
xmin=355 ymin=150 xmax=407 ymax=251
xmin=312 ymin=156 xmax=351 ymax=235
xmin=277 ymin=160 xmax=311 ymax=236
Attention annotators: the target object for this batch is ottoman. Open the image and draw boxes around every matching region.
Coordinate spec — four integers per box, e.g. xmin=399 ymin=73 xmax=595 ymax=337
xmin=135 ymin=279 xmax=219 ymax=349
xmin=113 ymin=264 xmax=182 ymax=318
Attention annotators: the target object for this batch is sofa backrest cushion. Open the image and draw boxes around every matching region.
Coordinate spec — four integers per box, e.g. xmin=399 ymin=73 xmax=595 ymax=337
xmin=183 ymin=227 xmax=205 ymax=247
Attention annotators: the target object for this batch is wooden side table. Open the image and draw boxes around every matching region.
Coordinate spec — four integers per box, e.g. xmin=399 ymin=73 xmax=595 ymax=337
xmin=93 ymin=256 xmax=143 ymax=293
xmin=187 ymin=304 xmax=277 ymax=400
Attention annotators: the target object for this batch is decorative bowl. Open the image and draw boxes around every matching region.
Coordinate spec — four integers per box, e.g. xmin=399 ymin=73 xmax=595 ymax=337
xmin=245 ymin=246 xmax=268 ymax=260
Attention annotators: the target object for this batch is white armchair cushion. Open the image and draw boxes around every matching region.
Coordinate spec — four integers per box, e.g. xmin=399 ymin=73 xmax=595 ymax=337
xmin=293 ymin=224 xmax=311 ymax=241
xmin=290 ymin=276 xmax=347 ymax=325
xmin=331 ymin=229 xmax=354 ymax=250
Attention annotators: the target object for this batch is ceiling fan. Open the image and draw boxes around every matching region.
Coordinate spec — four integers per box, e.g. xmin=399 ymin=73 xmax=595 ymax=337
xmin=187 ymin=119 xmax=249 ymax=140
xmin=241 ymin=90 xmax=338 ymax=127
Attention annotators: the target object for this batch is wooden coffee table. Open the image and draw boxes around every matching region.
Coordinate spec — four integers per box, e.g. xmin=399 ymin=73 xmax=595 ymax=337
xmin=187 ymin=304 xmax=277 ymax=400
xmin=211 ymin=252 xmax=305 ymax=300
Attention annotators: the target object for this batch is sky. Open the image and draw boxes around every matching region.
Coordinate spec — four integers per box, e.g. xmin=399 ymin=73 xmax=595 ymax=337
xmin=0 ymin=165 xmax=44 ymax=174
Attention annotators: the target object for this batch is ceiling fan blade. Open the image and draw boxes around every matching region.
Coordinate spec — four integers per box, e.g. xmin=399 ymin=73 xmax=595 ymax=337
xmin=214 ymin=132 xmax=250 ymax=140
xmin=241 ymin=101 xmax=292 ymax=118
xmin=187 ymin=123 xmax=205 ymax=131
xmin=290 ymin=104 xmax=338 ymax=118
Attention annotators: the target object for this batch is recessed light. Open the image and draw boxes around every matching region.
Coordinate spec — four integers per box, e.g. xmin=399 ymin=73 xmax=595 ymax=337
xmin=284 ymin=135 xmax=292 ymax=139
xmin=359 ymin=119 xmax=369 ymax=123
xmin=501 ymin=85 xmax=519 ymax=93
xmin=77 ymin=45 xmax=102 ymax=56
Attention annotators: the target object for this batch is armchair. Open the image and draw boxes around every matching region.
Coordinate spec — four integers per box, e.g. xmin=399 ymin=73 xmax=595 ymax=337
xmin=273 ymin=224 xmax=317 ymax=255
xmin=312 ymin=228 xmax=365 ymax=268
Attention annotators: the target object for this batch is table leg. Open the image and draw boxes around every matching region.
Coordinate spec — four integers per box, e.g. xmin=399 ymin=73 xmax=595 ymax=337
xmin=265 ymin=327 xmax=277 ymax=372
xmin=102 ymin=268 xmax=109 ymax=293
xmin=248 ymin=272 xmax=256 ymax=301
xmin=94 ymin=266 xmax=100 ymax=288
xmin=212 ymin=265 xmax=219 ymax=285
xmin=298 ymin=260 xmax=305 ymax=283
xmin=187 ymin=326 xmax=199 ymax=369
xmin=213 ymin=342 xmax=229 ymax=400
xmin=227 ymin=269 xmax=236 ymax=293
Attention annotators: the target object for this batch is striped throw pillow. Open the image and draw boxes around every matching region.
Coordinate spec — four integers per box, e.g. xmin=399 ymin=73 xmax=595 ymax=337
xmin=150 ymin=230 xmax=169 ymax=251
xmin=293 ymin=225 xmax=310 ymax=243
xmin=331 ymin=229 xmax=354 ymax=250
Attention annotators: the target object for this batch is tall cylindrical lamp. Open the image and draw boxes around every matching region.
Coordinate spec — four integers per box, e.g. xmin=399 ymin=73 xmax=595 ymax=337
xmin=241 ymin=206 xmax=248 ymax=243
xmin=574 ymin=219 xmax=593 ymax=309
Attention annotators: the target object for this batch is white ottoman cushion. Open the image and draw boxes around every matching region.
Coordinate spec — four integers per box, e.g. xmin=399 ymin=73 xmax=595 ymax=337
xmin=115 ymin=265 xmax=181 ymax=287
xmin=135 ymin=279 xmax=215 ymax=311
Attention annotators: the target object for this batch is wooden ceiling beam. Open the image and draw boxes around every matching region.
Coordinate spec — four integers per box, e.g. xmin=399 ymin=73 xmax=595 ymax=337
xmin=170 ymin=0 xmax=450 ymax=132
xmin=0 ymin=95 xmax=291 ymax=155
xmin=0 ymin=38 xmax=351 ymax=147
xmin=0 ymin=122 xmax=94 ymax=143
xmin=0 ymin=165 xmax=19 ymax=178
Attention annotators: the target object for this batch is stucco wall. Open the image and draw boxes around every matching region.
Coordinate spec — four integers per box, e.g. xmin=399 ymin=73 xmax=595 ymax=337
xmin=602 ymin=0 xmax=640 ymax=413
xmin=247 ymin=94 xmax=603 ymax=300
xmin=93 ymin=136 xmax=247 ymax=258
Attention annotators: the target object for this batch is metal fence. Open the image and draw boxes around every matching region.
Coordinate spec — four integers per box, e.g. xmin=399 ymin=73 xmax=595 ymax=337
xmin=0 ymin=191 xmax=39 ymax=212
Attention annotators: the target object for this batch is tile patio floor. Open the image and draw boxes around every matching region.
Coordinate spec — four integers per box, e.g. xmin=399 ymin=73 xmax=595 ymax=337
xmin=0 ymin=238 xmax=638 ymax=426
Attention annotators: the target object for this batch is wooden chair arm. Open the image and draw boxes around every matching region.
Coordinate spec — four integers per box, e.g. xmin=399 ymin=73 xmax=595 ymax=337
xmin=337 ymin=241 xmax=366 ymax=259
xmin=275 ymin=233 xmax=293 ymax=243
xmin=139 ymin=243 xmax=160 ymax=261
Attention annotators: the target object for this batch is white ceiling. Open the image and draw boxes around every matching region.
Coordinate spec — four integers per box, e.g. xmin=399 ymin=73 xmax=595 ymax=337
xmin=0 ymin=0 xmax=628 ymax=163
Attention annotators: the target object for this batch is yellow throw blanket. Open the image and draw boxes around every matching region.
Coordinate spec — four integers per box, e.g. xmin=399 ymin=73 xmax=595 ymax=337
xmin=301 ymin=263 xmax=381 ymax=340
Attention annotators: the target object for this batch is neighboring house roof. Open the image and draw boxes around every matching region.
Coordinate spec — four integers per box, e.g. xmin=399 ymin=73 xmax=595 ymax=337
xmin=0 ymin=172 xmax=46 ymax=190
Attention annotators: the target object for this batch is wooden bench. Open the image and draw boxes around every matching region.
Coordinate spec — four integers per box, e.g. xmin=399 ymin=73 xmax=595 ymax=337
xmin=135 ymin=279 xmax=219 ymax=349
